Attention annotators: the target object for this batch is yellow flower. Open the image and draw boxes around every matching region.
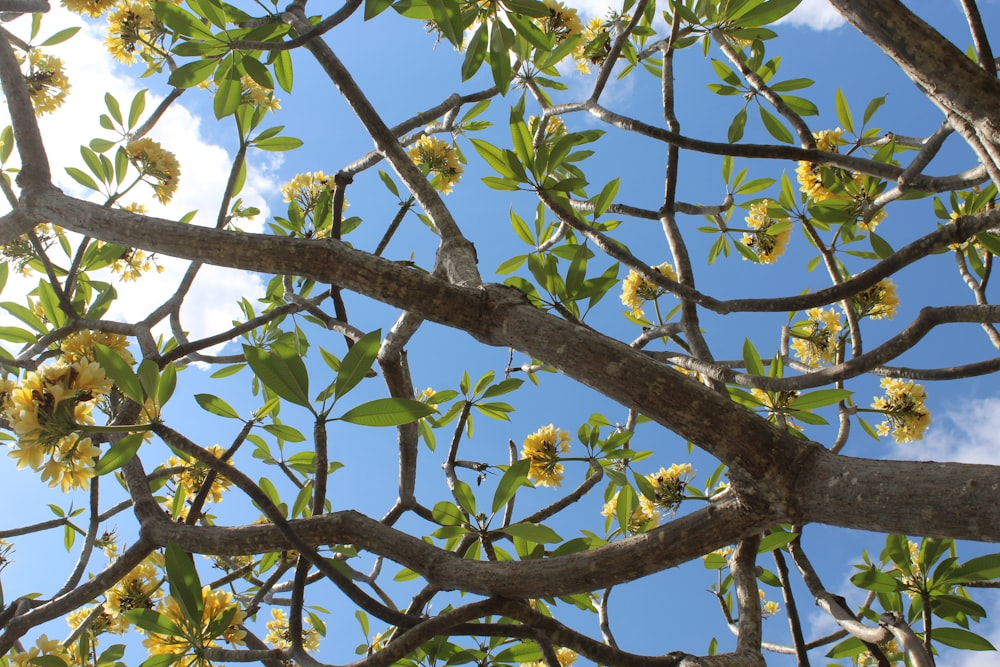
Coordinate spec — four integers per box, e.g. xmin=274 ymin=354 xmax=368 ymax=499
xmin=646 ymin=463 xmax=693 ymax=516
xmin=852 ymin=278 xmax=898 ymax=320
xmin=4 ymin=361 xmax=113 ymax=491
xmin=573 ymin=17 xmax=612 ymax=74
xmin=534 ymin=0 xmax=582 ymax=42
xmin=62 ymin=0 xmax=116 ymax=16
xmin=522 ymin=647 xmax=577 ymax=667
xmin=105 ymin=553 xmax=162 ymax=629
xmin=741 ymin=200 xmax=790 ymax=264
xmin=19 ymin=50 xmax=70 ymax=115
xmin=6 ymin=634 xmax=73 ymax=667
xmin=142 ymin=587 xmax=246 ymax=662
xmin=105 ymin=1 xmax=157 ymax=64
xmin=796 ymin=128 xmax=843 ymax=201
xmin=521 ymin=424 xmax=571 ymax=487
xmin=126 ymin=138 xmax=181 ymax=204
xmin=240 ymin=75 xmax=280 ymax=112
xmin=166 ymin=444 xmax=233 ymax=507
xmin=602 ymin=490 xmax=659 ymax=534
xmin=759 ymin=590 xmax=780 ymax=617
xmin=791 ymin=308 xmax=843 ymax=367
xmin=527 ymin=115 xmax=566 ymax=139
xmin=871 ymin=378 xmax=930 ymax=443
xmin=281 ymin=171 xmax=336 ymax=214
xmin=620 ymin=262 xmax=677 ymax=319
xmin=109 ymin=247 xmax=164 ymax=281
xmin=408 ymin=135 xmax=463 ymax=194
xmin=751 ymin=388 xmax=802 ymax=431
xmin=264 ymin=608 xmax=321 ymax=652
xmin=60 ymin=330 xmax=135 ymax=365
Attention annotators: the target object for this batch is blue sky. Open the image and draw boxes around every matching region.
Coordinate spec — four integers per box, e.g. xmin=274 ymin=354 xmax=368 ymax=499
xmin=3 ymin=0 xmax=1000 ymax=665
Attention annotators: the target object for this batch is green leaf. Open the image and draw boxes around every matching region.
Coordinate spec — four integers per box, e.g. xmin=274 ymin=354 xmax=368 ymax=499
xmin=39 ymin=26 xmax=80 ymax=46
xmin=759 ymin=106 xmax=794 ymax=144
xmin=834 ymin=87 xmax=855 ymax=135
xmin=253 ymin=136 xmax=304 ymax=152
xmin=336 ymin=398 xmax=436 ymax=427
xmin=168 ymin=59 xmax=218 ymax=89
xmin=500 ymin=522 xmax=562 ymax=544
xmin=789 ymin=388 xmax=852 ymax=410
xmin=124 ymin=608 xmax=183 ymax=636
xmin=365 ymin=0 xmax=393 ymax=19
xmin=742 ymin=339 xmax=764 ymax=377
xmin=453 ymin=479 xmax=477 ymax=515
xmin=262 ymin=423 xmax=306 ymax=442
xmin=592 ymin=178 xmax=620 ymax=217
xmin=195 ymin=393 xmax=241 ymax=419
xmin=462 ymin=23 xmax=488 ymax=80
xmin=165 ymin=542 xmax=203 ymax=625
xmin=94 ymin=433 xmax=145 ymax=476
xmin=492 ymin=458 xmax=531 ymax=514
xmin=153 ymin=2 xmax=214 ymax=38
xmin=335 ymin=329 xmax=381 ymax=401
xmin=274 ymin=50 xmax=293 ymax=93
xmin=862 ymin=94 xmax=886 ymax=126
xmin=733 ymin=0 xmax=800 ymax=26
xmin=758 ymin=530 xmax=798 ymax=553
xmin=850 ymin=567 xmax=904 ymax=592
xmin=728 ymin=107 xmax=747 ymax=143
xmin=94 ymin=343 xmax=142 ymax=403
xmin=870 ymin=232 xmax=893 ymax=258
xmin=951 ymin=553 xmax=1000 ymax=581
xmin=157 ymin=363 xmax=177 ymax=407
xmin=931 ymin=627 xmax=996 ymax=651
xmin=65 ymin=167 xmax=100 ymax=192
xmin=128 ymin=89 xmax=147 ymax=130
xmin=243 ymin=344 xmax=312 ymax=410
xmin=214 ymin=66 xmax=242 ymax=119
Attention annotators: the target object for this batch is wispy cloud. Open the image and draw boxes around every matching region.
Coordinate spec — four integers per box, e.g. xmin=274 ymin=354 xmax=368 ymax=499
xmin=781 ymin=0 xmax=845 ymax=31
xmin=1 ymin=6 xmax=279 ymax=352
xmin=883 ymin=395 xmax=1000 ymax=465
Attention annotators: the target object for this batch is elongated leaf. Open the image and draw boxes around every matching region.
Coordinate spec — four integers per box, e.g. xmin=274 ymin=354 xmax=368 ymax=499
xmin=243 ymin=344 xmax=312 ymax=410
xmin=214 ymin=67 xmax=242 ymax=119
xmin=789 ymin=388 xmax=852 ymax=410
xmin=835 ymin=87 xmax=855 ymax=135
xmin=153 ymin=2 xmax=214 ymax=38
xmin=157 ymin=363 xmax=177 ymax=407
xmin=500 ymin=522 xmax=562 ymax=544
xmin=125 ymin=608 xmax=183 ymax=636
xmin=758 ymin=530 xmax=798 ymax=553
xmin=742 ymin=339 xmax=764 ymax=377
xmin=759 ymin=106 xmax=794 ymax=144
xmin=253 ymin=136 xmax=303 ymax=152
xmin=734 ymin=0 xmax=801 ymax=27
xmin=850 ymin=567 xmax=904 ymax=592
xmin=195 ymin=393 xmax=241 ymax=419
xmin=336 ymin=398 xmax=436 ymax=427
xmin=165 ymin=542 xmax=203 ymax=625
xmin=453 ymin=479 xmax=477 ymax=515
xmin=335 ymin=329 xmax=381 ymax=401
xmin=932 ymin=627 xmax=996 ymax=651
xmin=492 ymin=458 xmax=531 ymax=514
xmin=274 ymin=50 xmax=293 ymax=93
xmin=462 ymin=23 xmax=488 ymax=81
xmin=168 ymin=58 xmax=218 ymax=89
xmin=94 ymin=343 xmax=142 ymax=403
xmin=40 ymin=26 xmax=80 ymax=46
xmin=94 ymin=432 xmax=145 ymax=476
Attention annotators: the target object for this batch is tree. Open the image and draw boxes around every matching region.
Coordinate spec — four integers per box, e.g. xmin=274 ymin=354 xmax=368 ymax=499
xmin=1 ymin=0 xmax=1000 ymax=664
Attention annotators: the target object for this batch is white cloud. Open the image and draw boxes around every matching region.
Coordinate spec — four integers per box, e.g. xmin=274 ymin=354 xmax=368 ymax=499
xmin=1 ymin=5 xmax=280 ymax=354
xmin=781 ymin=0 xmax=845 ymax=31
xmin=883 ymin=396 xmax=1000 ymax=465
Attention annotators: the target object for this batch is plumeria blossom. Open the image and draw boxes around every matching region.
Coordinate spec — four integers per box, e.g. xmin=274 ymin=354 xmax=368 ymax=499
xmin=759 ymin=589 xmax=780 ymax=617
xmin=522 ymin=647 xmax=577 ymax=667
xmin=852 ymin=278 xmax=899 ymax=320
xmin=521 ymin=424 xmax=571 ymax=487
xmin=6 ymin=634 xmax=74 ymax=667
xmin=126 ymin=137 xmax=181 ymax=204
xmin=791 ymin=307 xmax=843 ymax=367
xmin=602 ymin=490 xmax=659 ymax=533
xmin=62 ymin=0 xmax=117 ymax=16
xmin=241 ymin=75 xmax=280 ymax=112
xmin=408 ymin=135 xmax=463 ymax=194
xmin=141 ymin=587 xmax=246 ymax=664
xmin=105 ymin=0 xmax=160 ymax=64
xmin=18 ymin=50 xmax=70 ymax=115
xmin=281 ymin=171 xmax=336 ymax=216
xmin=741 ymin=200 xmax=790 ymax=264
xmin=620 ymin=261 xmax=677 ymax=320
xmin=573 ymin=15 xmax=618 ymax=74
xmin=165 ymin=444 xmax=234 ymax=508
xmin=3 ymin=360 xmax=113 ymax=491
xmin=60 ymin=330 xmax=135 ymax=365
xmin=646 ymin=463 xmax=694 ymax=516
xmin=534 ymin=0 xmax=582 ymax=42
xmin=796 ymin=128 xmax=844 ymax=202
xmin=265 ymin=608 xmax=321 ymax=652
xmin=871 ymin=378 xmax=931 ymax=443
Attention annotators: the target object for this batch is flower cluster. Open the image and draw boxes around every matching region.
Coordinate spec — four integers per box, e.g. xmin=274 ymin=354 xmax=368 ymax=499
xmin=281 ymin=171 xmax=337 ymax=218
xmin=522 ymin=647 xmax=577 ymax=667
xmin=573 ymin=16 xmax=614 ymax=74
xmin=751 ymin=388 xmax=801 ymax=431
xmin=102 ymin=550 xmax=164 ymax=632
xmin=3 ymin=360 xmax=112 ymax=492
xmin=620 ymin=262 xmax=677 ymax=320
xmin=856 ymin=640 xmax=904 ymax=666
xmin=241 ymin=75 xmax=281 ymax=112
xmin=796 ymin=129 xmax=844 ymax=202
xmin=741 ymin=200 xmax=790 ymax=264
xmin=759 ymin=590 xmax=780 ymax=617
xmin=602 ymin=490 xmax=659 ymax=534
xmin=871 ymin=378 xmax=931 ymax=443
xmin=126 ymin=137 xmax=181 ymax=204
xmin=408 ymin=135 xmax=463 ymax=194
xmin=142 ymin=587 xmax=247 ymax=662
xmin=853 ymin=279 xmax=898 ymax=320
xmin=791 ymin=307 xmax=843 ymax=367
xmin=646 ymin=463 xmax=694 ymax=516
xmin=534 ymin=0 xmax=582 ymax=42
xmin=19 ymin=50 xmax=70 ymax=115
xmin=521 ymin=424 xmax=571 ymax=487
xmin=105 ymin=1 xmax=159 ymax=64
xmin=265 ymin=608 xmax=321 ymax=652
xmin=60 ymin=330 xmax=135 ymax=365
xmin=62 ymin=0 xmax=117 ymax=16
xmin=165 ymin=444 xmax=234 ymax=514
xmin=5 ymin=634 xmax=74 ymax=667
xmin=111 ymin=247 xmax=166 ymax=281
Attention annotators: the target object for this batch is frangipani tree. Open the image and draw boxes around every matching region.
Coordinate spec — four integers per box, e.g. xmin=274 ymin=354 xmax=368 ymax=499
xmin=1 ymin=0 xmax=1000 ymax=665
